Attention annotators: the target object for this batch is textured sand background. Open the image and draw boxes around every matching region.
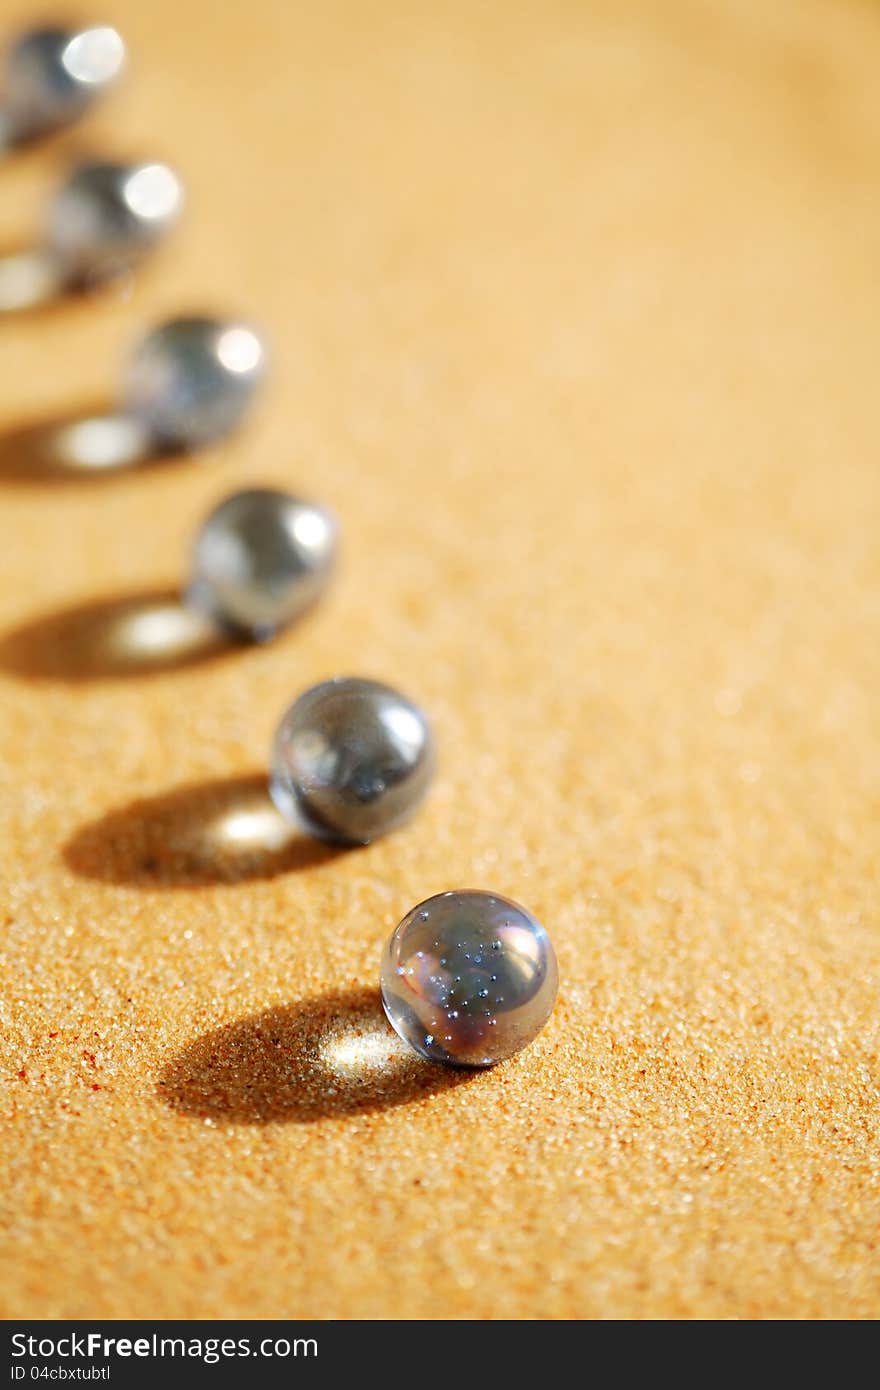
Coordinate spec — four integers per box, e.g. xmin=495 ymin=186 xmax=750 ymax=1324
xmin=1 ymin=0 xmax=879 ymax=1320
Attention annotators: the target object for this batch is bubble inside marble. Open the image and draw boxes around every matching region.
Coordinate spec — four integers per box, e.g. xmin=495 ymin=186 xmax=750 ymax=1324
xmin=44 ymin=159 xmax=182 ymax=285
xmin=187 ymin=487 xmax=337 ymax=641
xmin=381 ymin=890 xmax=558 ymax=1067
xmin=123 ymin=317 xmax=267 ymax=450
xmin=270 ymin=677 xmax=434 ymax=845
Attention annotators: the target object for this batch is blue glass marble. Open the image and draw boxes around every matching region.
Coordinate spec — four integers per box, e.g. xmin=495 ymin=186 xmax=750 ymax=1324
xmin=381 ymin=890 xmax=558 ymax=1067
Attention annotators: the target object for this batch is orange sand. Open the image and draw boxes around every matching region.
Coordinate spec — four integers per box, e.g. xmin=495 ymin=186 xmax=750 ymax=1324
xmin=1 ymin=0 xmax=878 ymax=1319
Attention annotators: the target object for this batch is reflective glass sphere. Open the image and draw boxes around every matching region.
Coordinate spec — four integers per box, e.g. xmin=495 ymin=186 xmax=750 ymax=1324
xmin=123 ymin=317 xmax=267 ymax=450
xmin=2 ymin=25 xmax=125 ymax=144
xmin=44 ymin=159 xmax=183 ymax=285
xmin=270 ymin=677 xmax=434 ymax=845
xmin=187 ymin=487 xmax=337 ymax=641
xmin=381 ymin=890 xmax=558 ymax=1067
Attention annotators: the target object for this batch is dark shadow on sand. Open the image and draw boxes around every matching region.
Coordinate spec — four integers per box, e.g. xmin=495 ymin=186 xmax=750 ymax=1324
xmin=63 ymin=773 xmax=344 ymax=887
xmin=158 ymin=987 xmax=475 ymax=1124
xmin=0 ymin=587 xmax=233 ymax=681
xmin=0 ymin=401 xmax=163 ymax=485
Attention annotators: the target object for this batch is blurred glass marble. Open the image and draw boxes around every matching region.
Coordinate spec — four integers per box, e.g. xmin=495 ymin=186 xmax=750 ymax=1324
xmin=0 ymin=158 xmax=182 ymax=311
xmin=381 ymin=890 xmax=558 ymax=1067
xmin=271 ymin=677 xmax=434 ymax=844
xmin=122 ymin=317 xmax=267 ymax=451
xmin=0 ymin=24 xmax=125 ymax=148
xmin=187 ymin=488 xmax=338 ymax=641
xmin=45 ymin=159 xmax=182 ymax=285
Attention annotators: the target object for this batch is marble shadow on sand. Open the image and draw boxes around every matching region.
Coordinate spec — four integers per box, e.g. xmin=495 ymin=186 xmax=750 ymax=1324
xmin=0 ymin=399 xmax=178 ymax=486
xmin=0 ymin=245 xmax=137 ymax=319
xmin=0 ymin=587 xmax=236 ymax=681
xmin=63 ymin=773 xmax=345 ymax=888
xmin=158 ymin=987 xmax=475 ymax=1124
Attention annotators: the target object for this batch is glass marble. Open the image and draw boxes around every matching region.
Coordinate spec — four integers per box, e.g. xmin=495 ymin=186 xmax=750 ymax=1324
xmin=270 ymin=677 xmax=434 ymax=845
xmin=1 ymin=25 xmax=125 ymax=144
xmin=381 ymin=890 xmax=558 ymax=1067
xmin=187 ymin=488 xmax=337 ymax=641
xmin=44 ymin=159 xmax=183 ymax=286
xmin=122 ymin=317 xmax=267 ymax=450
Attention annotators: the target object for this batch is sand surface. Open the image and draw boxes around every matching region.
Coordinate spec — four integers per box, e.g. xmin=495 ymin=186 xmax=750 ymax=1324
xmin=1 ymin=0 xmax=878 ymax=1319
